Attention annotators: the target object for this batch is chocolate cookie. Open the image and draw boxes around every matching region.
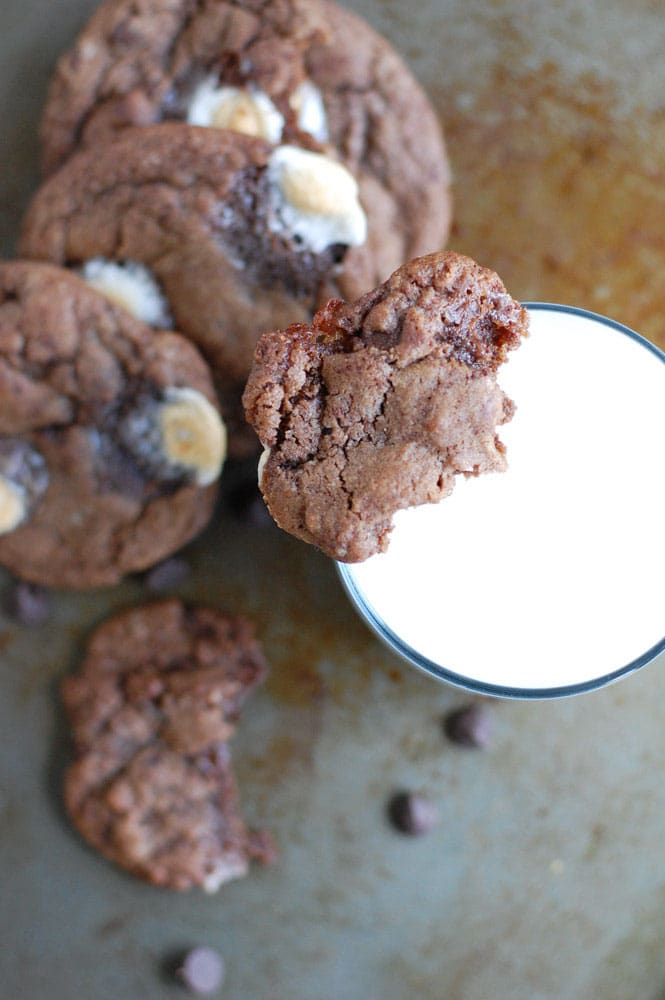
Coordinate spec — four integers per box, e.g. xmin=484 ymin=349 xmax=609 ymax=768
xmin=39 ymin=0 xmax=450 ymax=276
xmin=0 ymin=262 xmax=225 ymax=588
xmin=243 ymin=251 xmax=529 ymax=562
xmin=21 ymin=124 xmax=376 ymax=456
xmin=62 ymin=599 xmax=273 ymax=891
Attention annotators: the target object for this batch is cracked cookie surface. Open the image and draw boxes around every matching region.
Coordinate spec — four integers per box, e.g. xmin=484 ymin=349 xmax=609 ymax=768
xmin=39 ymin=0 xmax=450 ymax=280
xmin=243 ymin=251 xmax=529 ymax=562
xmin=0 ymin=261 xmax=221 ymax=588
xmin=62 ymin=599 xmax=274 ymax=891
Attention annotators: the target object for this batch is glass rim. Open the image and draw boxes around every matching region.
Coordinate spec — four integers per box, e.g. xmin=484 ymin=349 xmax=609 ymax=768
xmin=336 ymin=302 xmax=665 ymax=701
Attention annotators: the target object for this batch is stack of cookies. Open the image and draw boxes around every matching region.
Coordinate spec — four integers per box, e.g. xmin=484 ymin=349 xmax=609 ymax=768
xmin=1 ymin=0 xmax=451 ymax=591
xmin=1 ymin=0 xmax=454 ymax=894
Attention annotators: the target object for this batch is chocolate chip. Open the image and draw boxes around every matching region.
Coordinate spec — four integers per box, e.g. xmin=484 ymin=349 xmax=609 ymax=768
xmin=443 ymin=702 xmax=492 ymax=748
xmin=177 ymin=947 xmax=225 ymax=995
xmin=227 ymin=479 xmax=273 ymax=528
xmin=387 ymin=792 xmax=440 ymax=836
xmin=143 ymin=556 xmax=190 ymax=592
xmin=6 ymin=580 xmax=51 ymax=625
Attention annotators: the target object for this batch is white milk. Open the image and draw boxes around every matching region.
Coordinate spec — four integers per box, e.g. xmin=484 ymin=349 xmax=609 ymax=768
xmin=339 ymin=306 xmax=665 ymax=695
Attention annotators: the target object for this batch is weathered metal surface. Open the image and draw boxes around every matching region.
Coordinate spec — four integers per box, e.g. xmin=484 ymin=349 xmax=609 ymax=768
xmin=1 ymin=2 xmax=664 ymax=997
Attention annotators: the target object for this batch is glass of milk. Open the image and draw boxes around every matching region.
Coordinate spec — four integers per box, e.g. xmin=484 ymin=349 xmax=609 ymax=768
xmin=338 ymin=304 xmax=665 ymax=699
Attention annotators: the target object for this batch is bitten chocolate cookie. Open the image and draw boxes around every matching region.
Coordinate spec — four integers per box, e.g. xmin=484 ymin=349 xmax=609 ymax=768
xmin=39 ymin=0 xmax=450 ymax=278
xmin=0 ymin=262 xmax=225 ymax=588
xmin=62 ymin=600 xmax=273 ymax=891
xmin=243 ymin=251 xmax=529 ymax=562
xmin=21 ymin=124 xmax=374 ymax=456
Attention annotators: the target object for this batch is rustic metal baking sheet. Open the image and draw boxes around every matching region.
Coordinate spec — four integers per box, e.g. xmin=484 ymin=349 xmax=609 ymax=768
xmin=1 ymin=1 xmax=665 ymax=998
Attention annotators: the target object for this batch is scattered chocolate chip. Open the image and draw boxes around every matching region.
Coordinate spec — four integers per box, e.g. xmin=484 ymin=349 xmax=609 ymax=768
xmin=387 ymin=791 xmax=440 ymax=836
xmin=227 ymin=479 xmax=273 ymax=528
xmin=6 ymin=580 xmax=51 ymax=625
xmin=177 ymin=947 xmax=225 ymax=995
xmin=143 ymin=556 xmax=190 ymax=592
xmin=443 ymin=702 xmax=492 ymax=748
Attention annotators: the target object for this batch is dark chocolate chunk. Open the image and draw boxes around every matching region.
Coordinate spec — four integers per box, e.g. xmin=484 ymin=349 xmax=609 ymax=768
xmin=115 ymin=388 xmax=185 ymax=486
xmin=220 ymin=168 xmax=345 ymax=300
xmin=387 ymin=791 xmax=440 ymax=836
xmin=91 ymin=428 xmax=154 ymax=502
xmin=143 ymin=556 xmax=191 ymax=592
xmin=6 ymin=580 xmax=51 ymax=625
xmin=177 ymin=947 xmax=225 ymax=995
xmin=227 ymin=479 xmax=273 ymax=528
xmin=443 ymin=702 xmax=492 ymax=749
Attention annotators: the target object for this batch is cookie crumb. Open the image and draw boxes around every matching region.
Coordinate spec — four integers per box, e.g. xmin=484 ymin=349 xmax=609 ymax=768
xmin=143 ymin=557 xmax=190 ymax=593
xmin=6 ymin=580 xmax=51 ymax=625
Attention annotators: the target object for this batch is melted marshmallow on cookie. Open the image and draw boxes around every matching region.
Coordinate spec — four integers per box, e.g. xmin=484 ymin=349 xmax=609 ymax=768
xmin=159 ymin=388 xmax=227 ymax=487
xmin=0 ymin=478 xmax=28 ymax=536
xmin=80 ymin=259 xmax=173 ymax=328
xmin=257 ymin=446 xmax=271 ymax=487
xmin=187 ymin=76 xmax=329 ymax=146
xmin=187 ymin=80 xmax=285 ymax=142
xmin=267 ymin=146 xmax=367 ymax=254
xmin=290 ymin=80 xmax=329 ymax=143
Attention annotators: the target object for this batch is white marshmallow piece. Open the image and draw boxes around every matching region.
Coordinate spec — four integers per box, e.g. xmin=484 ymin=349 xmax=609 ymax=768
xmin=159 ymin=388 xmax=227 ymax=487
xmin=290 ymin=80 xmax=329 ymax=142
xmin=0 ymin=477 xmax=27 ymax=536
xmin=267 ymin=145 xmax=367 ymax=254
xmin=257 ymin=446 xmax=271 ymax=487
xmin=187 ymin=79 xmax=284 ymax=143
xmin=80 ymin=259 xmax=173 ymax=329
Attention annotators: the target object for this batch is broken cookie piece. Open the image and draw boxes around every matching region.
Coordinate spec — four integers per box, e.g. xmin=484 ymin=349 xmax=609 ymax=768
xmin=61 ymin=599 xmax=274 ymax=891
xmin=243 ymin=251 xmax=529 ymax=562
xmin=0 ymin=261 xmax=225 ymax=588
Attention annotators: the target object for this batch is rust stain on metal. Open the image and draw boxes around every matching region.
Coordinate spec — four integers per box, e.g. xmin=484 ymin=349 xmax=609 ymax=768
xmin=436 ymin=61 xmax=665 ymax=351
